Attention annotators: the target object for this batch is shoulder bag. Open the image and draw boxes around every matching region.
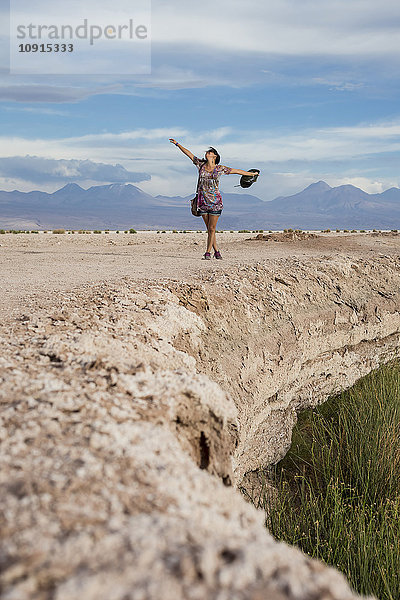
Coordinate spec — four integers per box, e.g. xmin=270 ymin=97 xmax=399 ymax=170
xmin=191 ymin=163 xmax=205 ymax=217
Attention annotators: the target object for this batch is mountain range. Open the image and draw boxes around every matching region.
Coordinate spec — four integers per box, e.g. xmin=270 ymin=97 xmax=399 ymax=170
xmin=0 ymin=180 xmax=399 ymax=229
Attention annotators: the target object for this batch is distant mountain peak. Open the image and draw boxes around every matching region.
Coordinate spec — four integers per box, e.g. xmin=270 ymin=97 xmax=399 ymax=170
xmin=87 ymin=182 xmax=141 ymax=192
xmin=59 ymin=183 xmax=84 ymax=191
xmin=109 ymin=183 xmax=132 ymax=188
xmin=336 ymin=183 xmax=361 ymax=191
xmin=304 ymin=181 xmax=331 ymax=192
xmin=53 ymin=183 xmax=86 ymax=197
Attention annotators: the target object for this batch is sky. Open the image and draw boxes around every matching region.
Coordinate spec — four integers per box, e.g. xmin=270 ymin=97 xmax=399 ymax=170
xmin=1 ymin=0 xmax=400 ymax=201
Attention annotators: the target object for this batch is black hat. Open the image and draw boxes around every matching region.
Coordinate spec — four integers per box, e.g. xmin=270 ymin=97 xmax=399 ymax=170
xmin=239 ymin=168 xmax=260 ymax=188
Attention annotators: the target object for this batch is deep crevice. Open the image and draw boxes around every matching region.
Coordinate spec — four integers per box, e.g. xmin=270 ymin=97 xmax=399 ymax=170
xmin=199 ymin=432 xmax=210 ymax=470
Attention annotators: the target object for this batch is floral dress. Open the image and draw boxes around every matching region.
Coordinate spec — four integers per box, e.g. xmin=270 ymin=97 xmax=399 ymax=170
xmin=192 ymin=156 xmax=232 ymax=212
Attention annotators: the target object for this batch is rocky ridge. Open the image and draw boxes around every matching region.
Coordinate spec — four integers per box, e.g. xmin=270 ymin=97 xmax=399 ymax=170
xmin=2 ymin=253 xmax=398 ymax=598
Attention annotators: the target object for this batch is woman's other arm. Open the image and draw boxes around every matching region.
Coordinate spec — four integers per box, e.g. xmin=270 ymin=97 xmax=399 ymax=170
xmin=169 ymin=138 xmax=194 ymax=161
xmin=229 ymin=168 xmax=260 ymax=176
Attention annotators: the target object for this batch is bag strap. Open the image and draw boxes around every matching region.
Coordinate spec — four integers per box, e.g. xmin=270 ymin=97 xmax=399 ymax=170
xmin=194 ymin=161 xmax=206 ymax=197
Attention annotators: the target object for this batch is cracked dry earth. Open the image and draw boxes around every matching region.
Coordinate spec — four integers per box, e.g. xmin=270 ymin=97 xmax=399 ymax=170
xmin=1 ymin=231 xmax=399 ymax=599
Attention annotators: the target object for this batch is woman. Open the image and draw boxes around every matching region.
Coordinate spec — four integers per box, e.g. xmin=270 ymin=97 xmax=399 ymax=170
xmin=169 ymin=138 xmax=259 ymax=260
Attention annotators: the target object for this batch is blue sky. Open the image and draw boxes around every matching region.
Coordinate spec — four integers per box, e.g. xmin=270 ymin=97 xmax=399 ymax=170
xmin=1 ymin=0 xmax=400 ymax=200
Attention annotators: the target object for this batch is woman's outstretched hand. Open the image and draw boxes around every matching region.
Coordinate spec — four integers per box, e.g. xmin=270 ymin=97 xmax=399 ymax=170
xmin=169 ymin=140 xmax=194 ymax=161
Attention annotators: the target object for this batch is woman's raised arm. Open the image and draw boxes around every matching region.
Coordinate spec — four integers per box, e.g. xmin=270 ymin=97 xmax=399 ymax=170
xmin=169 ymin=138 xmax=194 ymax=161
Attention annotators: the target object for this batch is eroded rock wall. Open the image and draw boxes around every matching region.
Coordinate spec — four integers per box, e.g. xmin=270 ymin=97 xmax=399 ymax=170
xmin=173 ymin=255 xmax=400 ymax=481
xmin=1 ymin=254 xmax=396 ymax=598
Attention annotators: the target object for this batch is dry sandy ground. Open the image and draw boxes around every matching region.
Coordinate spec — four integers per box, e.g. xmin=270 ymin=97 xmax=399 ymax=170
xmin=1 ymin=230 xmax=399 ymax=325
xmin=1 ymin=229 xmax=398 ymax=600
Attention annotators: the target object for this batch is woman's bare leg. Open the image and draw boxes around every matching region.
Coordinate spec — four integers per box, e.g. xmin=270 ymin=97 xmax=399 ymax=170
xmin=202 ymin=214 xmax=209 ymax=230
xmin=206 ymin=215 xmax=220 ymax=253
xmin=202 ymin=214 xmax=213 ymax=253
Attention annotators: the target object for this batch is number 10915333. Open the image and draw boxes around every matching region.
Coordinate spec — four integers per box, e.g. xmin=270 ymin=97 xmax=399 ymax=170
xmin=18 ymin=43 xmax=74 ymax=52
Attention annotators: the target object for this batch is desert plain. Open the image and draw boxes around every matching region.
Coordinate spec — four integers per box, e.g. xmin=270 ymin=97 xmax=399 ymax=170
xmin=1 ymin=229 xmax=398 ymax=323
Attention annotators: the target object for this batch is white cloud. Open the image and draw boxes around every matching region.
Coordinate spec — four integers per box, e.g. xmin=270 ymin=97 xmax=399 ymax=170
xmin=0 ymin=82 xmax=122 ymax=103
xmin=1 ymin=0 xmax=399 ymax=95
xmin=0 ymin=119 xmax=399 ymax=197
xmin=152 ymin=0 xmax=400 ymax=58
xmin=312 ymin=78 xmax=365 ymax=92
xmin=325 ymin=176 xmax=399 ymax=194
xmin=2 ymin=105 xmax=70 ymax=116
xmin=0 ymin=156 xmax=150 ymax=184
xmin=62 ymin=127 xmax=189 ymax=145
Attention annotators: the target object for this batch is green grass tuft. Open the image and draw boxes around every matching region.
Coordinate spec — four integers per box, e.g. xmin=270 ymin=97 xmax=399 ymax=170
xmin=262 ymin=361 xmax=400 ymax=600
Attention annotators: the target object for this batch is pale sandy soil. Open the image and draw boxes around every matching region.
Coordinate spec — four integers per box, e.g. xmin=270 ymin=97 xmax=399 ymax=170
xmin=1 ymin=229 xmax=399 ymax=600
xmin=1 ymin=230 xmax=399 ymax=324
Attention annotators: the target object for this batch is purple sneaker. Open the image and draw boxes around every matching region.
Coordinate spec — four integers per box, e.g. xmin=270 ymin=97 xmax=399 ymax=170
xmin=214 ymin=250 xmax=222 ymax=259
xmin=203 ymin=252 xmax=211 ymax=260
